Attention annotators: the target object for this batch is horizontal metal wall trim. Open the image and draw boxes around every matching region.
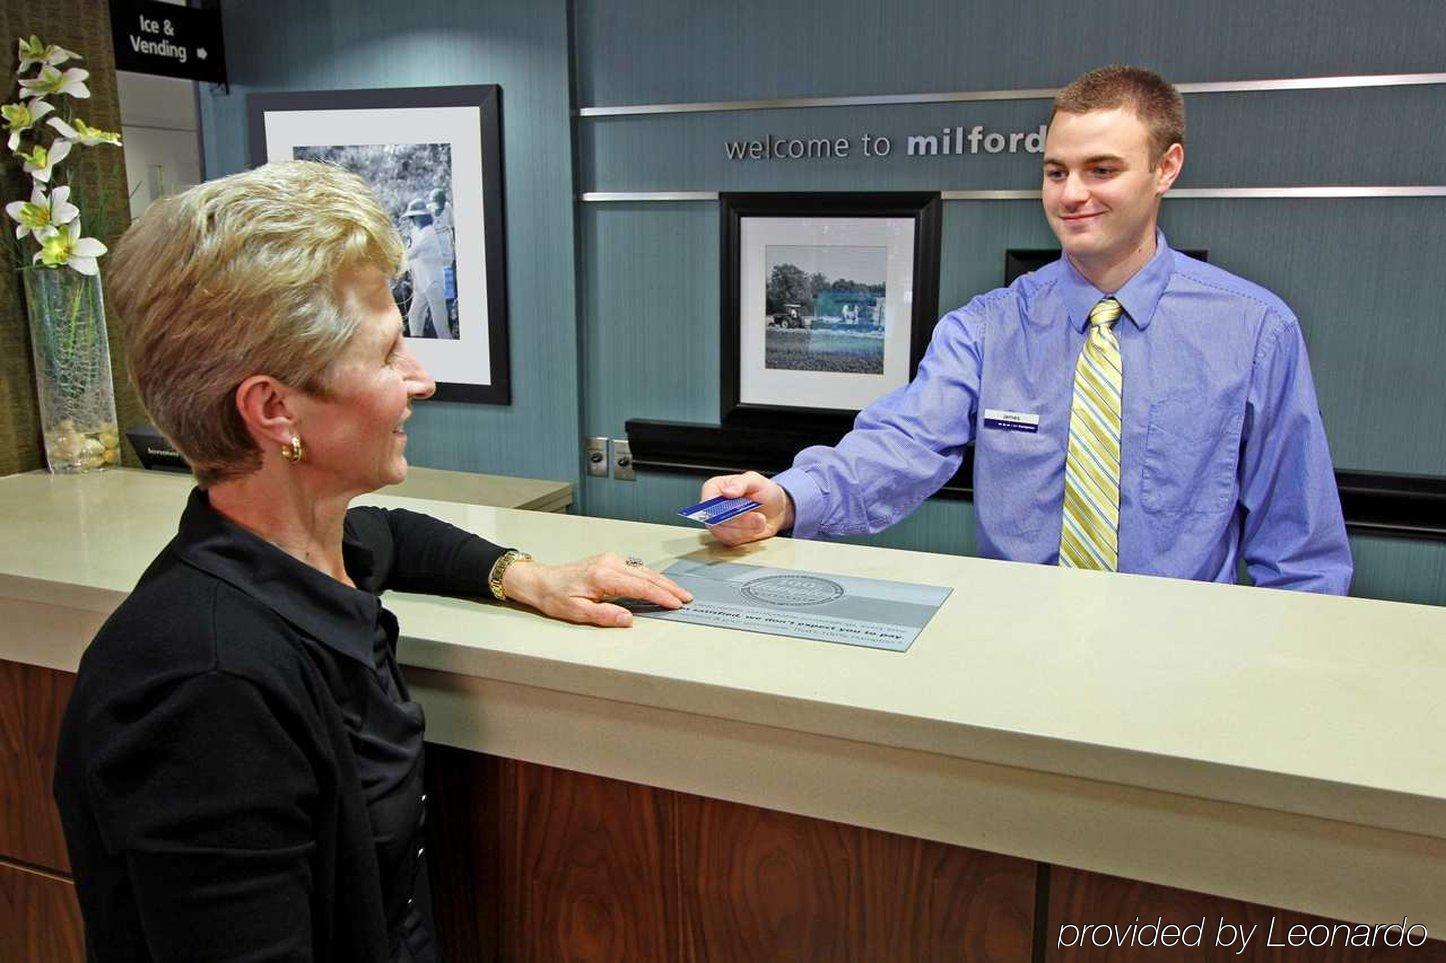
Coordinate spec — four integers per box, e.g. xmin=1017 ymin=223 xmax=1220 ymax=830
xmin=581 ymin=191 xmax=721 ymax=201
xmin=578 ymin=72 xmax=1446 ymax=117
xmin=1168 ymin=186 xmax=1446 ymax=199
xmin=580 ymin=187 xmax=1446 ymax=202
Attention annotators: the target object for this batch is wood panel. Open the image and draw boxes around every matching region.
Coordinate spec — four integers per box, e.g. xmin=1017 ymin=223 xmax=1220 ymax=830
xmin=423 ymin=745 xmax=505 ymax=963
xmin=0 ymin=859 xmax=84 ymax=963
xmin=505 ymin=759 xmax=678 ymax=962
xmin=1047 ymin=866 xmax=1446 ymax=962
xmin=675 ymin=793 xmax=1035 ymax=963
xmin=0 ymin=661 xmax=75 ymax=873
xmin=422 ymin=751 xmax=1038 ymax=962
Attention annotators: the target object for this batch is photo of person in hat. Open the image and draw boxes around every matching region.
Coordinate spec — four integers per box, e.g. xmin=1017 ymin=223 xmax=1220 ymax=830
xmin=401 ymin=196 xmax=453 ymax=339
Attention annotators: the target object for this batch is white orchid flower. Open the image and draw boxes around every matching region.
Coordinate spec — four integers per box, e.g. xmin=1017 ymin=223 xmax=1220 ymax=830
xmin=5 ymin=183 xmax=78 ymax=241
xmin=18 ymin=139 xmax=71 ymax=182
xmin=18 ymin=65 xmax=91 ymax=101
xmin=17 ymin=36 xmax=81 ymax=72
xmin=2 ymin=99 xmax=54 ymax=150
xmin=47 ymin=116 xmax=121 ymax=147
xmin=34 ymin=219 xmax=107 ymax=276
xmin=47 ymin=185 xmax=79 ymax=226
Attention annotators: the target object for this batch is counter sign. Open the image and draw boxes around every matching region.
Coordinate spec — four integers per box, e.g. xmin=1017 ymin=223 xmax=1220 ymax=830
xmin=109 ymin=0 xmax=227 ymax=85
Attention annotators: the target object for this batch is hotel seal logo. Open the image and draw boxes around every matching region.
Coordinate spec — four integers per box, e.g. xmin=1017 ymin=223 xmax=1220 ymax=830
xmin=741 ymin=574 xmax=845 ymax=606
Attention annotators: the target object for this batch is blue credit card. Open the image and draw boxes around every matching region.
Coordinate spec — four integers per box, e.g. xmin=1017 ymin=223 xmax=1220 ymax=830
xmin=677 ymin=495 xmax=762 ymax=525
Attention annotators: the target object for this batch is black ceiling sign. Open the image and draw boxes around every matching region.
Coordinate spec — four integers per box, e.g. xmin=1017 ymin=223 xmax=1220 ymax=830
xmin=109 ymin=0 xmax=227 ymax=85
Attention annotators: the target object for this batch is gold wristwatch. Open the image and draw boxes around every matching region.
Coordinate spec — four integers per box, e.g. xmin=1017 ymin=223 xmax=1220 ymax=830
xmin=488 ymin=549 xmax=533 ymax=602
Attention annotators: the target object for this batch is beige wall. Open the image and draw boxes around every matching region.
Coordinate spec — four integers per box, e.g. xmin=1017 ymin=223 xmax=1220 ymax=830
xmin=2 ymin=0 xmax=144 ymax=475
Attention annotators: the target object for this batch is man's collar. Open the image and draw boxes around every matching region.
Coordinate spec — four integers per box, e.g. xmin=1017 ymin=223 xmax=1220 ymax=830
xmin=1058 ymin=230 xmax=1174 ymax=332
xmin=169 ymin=487 xmax=380 ymax=668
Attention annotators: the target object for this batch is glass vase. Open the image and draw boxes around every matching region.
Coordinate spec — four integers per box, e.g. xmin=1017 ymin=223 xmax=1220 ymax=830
xmin=22 ymin=266 xmax=121 ymax=473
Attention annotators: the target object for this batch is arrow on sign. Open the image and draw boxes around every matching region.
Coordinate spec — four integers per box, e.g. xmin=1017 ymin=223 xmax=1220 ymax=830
xmin=196 ymin=48 xmax=208 ymax=60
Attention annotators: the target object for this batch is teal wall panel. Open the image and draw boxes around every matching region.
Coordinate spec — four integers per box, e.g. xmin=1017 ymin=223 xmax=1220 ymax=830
xmin=1156 ymin=198 xmax=1446 ymax=476
xmin=934 ymin=197 xmax=1446 ymax=476
xmin=574 ymin=0 xmax=1446 ymax=106
xmin=571 ymin=1 xmax=1446 ymax=605
xmin=198 ymin=0 xmax=582 ymax=486
xmin=1348 ymin=535 xmax=1446 ymax=606
xmin=579 ymin=203 xmax=721 ymax=430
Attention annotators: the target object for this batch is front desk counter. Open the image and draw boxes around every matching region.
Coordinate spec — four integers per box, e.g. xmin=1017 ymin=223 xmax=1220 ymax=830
xmin=2 ymin=470 xmax=1443 ymax=962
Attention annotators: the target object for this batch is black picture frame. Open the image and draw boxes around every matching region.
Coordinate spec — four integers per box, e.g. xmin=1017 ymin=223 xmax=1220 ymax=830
xmin=1005 ymin=247 xmax=1208 ymax=285
xmin=247 ymin=84 xmax=510 ymax=405
xmin=720 ymin=192 xmax=942 ymax=433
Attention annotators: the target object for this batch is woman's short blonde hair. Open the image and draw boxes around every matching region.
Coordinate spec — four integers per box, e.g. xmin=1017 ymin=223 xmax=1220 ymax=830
xmin=108 ymin=160 xmax=405 ymax=486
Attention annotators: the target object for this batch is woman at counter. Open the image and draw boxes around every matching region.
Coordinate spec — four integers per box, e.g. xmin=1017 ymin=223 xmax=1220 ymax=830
xmin=51 ymin=160 xmax=691 ymax=962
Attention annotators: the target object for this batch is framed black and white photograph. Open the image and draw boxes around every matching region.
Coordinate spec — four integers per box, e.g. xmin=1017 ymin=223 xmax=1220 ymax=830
xmin=721 ymin=193 xmax=941 ymax=429
xmin=248 ymin=85 xmax=509 ymax=404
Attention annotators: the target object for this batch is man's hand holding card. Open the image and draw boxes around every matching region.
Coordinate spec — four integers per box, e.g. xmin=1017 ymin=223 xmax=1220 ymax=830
xmin=694 ymin=471 xmax=796 ymax=546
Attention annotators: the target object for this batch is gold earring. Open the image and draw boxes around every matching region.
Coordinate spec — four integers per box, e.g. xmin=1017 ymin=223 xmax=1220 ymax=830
xmin=281 ymin=435 xmax=304 ymax=463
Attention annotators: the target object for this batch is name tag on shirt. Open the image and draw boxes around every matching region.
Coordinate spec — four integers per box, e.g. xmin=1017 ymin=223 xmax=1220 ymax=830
xmin=982 ymin=408 xmax=1040 ymax=433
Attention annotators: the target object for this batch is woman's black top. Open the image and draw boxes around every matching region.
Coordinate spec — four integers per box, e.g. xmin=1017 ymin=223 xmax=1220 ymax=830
xmin=53 ymin=488 xmax=507 ymax=962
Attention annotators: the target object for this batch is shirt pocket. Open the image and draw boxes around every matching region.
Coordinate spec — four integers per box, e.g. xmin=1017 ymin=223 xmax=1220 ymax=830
xmin=1141 ymin=396 xmax=1241 ymax=515
xmin=977 ymin=420 xmax=1059 ymax=535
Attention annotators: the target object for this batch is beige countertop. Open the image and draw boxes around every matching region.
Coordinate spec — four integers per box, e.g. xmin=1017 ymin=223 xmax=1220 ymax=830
xmin=382 ymin=465 xmax=571 ymax=513
xmin=2 ymin=468 xmax=1443 ymax=927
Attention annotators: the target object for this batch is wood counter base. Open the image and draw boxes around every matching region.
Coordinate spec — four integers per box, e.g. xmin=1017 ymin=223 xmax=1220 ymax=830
xmin=423 ymin=744 xmax=1035 ymax=961
xmin=7 ymin=659 xmax=1445 ymax=962
xmin=422 ymin=741 xmax=1446 ymax=963
xmin=0 ymin=858 xmax=83 ymax=963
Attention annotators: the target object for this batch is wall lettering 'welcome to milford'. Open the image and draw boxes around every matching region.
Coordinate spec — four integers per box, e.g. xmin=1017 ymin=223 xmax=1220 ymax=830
xmin=724 ymin=125 xmax=1046 ymax=161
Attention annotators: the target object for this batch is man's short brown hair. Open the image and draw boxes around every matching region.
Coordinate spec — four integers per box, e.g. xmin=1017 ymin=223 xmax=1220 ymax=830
xmin=1052 ymin=65 xmax=1185 ymax=163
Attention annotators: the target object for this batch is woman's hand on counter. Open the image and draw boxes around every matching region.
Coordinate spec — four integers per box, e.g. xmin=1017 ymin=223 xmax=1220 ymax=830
xmin=499 ymin=554 xmax=693 ymax=627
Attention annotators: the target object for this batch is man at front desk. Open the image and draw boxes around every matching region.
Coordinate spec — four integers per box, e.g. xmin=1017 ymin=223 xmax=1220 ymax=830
xmin=702 ymin=65 xmax=1352 ymax=593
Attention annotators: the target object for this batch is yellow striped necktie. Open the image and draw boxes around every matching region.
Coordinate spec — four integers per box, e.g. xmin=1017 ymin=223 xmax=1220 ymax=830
xmin=1059 ymin=297 xmax=1124 ymax=571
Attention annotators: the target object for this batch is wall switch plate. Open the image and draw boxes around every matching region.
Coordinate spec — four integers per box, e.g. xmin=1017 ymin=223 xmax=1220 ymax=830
xmin=611 ymin=439 xmax=635 ymax=481
xmin=584 ymin=436 xmax=608 ymax=477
